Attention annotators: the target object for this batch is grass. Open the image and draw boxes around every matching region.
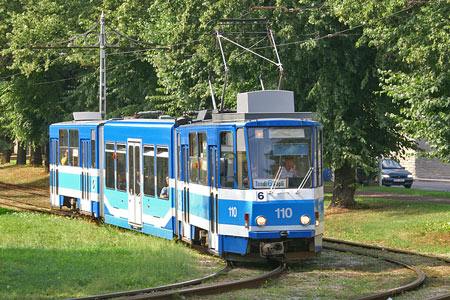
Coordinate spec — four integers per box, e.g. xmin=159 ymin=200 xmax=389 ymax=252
xmin=0 ymin=163 xmax=49 ymax=188
xmin=1 ymin=164 xmax=449 ymax=299
xmin=0 ymin=163 xmax=223 ymax=299
xmin=324 ymin=197 xmax=450 ymax=256
xmin=0 ymin=208 xmax=223 ymax=300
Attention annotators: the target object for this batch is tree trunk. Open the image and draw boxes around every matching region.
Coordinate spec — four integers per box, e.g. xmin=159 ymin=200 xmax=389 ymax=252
xmin=16 ymin=142 xmax=27 ymax=165
xmin=30 ymin=145 xmax=43 ymax=167
xmin=1 ymin=143 xmax=12 ymax=164
xmin=330 ymin=161 xmax=357 ymax=208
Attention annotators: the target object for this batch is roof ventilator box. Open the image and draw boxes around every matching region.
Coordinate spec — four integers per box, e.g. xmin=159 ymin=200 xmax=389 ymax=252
xmin=237 ymin=90 xmax=295 ymax=113
xmin=73 ymin=112 xmax=102 ymax=121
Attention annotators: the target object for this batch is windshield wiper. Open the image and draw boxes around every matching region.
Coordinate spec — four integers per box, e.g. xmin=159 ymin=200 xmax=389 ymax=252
xmin=269 ymin=166 xmax=282 ymax=195
xmin=296 ymin=167 xmax=314 ymax=194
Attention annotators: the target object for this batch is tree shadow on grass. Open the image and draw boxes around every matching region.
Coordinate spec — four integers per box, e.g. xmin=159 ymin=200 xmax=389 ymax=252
xmin=26 ymin=176 xmax=49 ymax=189
xmin=0 ymin=164 xmax=18 ymax=171
xmin=0 ymin=207 xmax=15 ymax=215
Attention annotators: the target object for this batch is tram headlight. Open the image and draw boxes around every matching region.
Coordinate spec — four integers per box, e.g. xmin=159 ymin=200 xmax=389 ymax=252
xmin=300 ymin=215 xmax=311 ymax=225
xmin=256 ymin=216 xmax=267 ymax=226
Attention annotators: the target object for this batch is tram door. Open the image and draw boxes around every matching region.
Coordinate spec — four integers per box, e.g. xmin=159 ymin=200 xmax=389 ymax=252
xmin=180 ymin=145 xmax=189 ymax=238
xmin=50 ymin=139 xmax=59 ymax=206
xmin=128 ymin=141 xmax=143 ymax=227
xmin=208 ymin=146 xmax=219 ymax=250
xmin=80 ymin=140 xmax=90 ymax=211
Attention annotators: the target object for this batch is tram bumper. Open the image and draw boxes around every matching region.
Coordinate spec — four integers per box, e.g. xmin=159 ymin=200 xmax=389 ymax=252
xmin=260 ymin=241 xmax=284 ymax=256
xmin=249 ymin=230 xmax=315 ymax=239
xmin=251 ymin=230 xmax=322 ymax=260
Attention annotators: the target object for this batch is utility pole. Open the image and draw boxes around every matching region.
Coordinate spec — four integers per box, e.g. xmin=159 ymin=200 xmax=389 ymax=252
xmin=99 ymin=12 xmax=107 ymax=119
xmin=31 ymin=13 xmax=158 ymax=120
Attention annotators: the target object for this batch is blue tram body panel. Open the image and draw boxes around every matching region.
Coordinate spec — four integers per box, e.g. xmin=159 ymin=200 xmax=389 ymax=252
xmin=50 ymin=90 xmax=325 ymax=262
xmin=49 ymin=121 xmax=101 ymax=217
xmin=102 ymin=119 xmax=175 ymax=239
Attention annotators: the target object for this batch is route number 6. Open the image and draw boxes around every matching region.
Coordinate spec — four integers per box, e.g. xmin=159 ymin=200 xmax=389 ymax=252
xmin=256 ymin=191 xmax=267 ymax=201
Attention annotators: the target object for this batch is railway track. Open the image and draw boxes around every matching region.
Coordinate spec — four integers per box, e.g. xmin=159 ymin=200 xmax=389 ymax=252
xmin=0 ymin=181 xmax=49 ymax=197
xmin=0 ymin=182 xmax=448 ymax=300
xmin=69 ymin=263 xmax=233 ymax=300
xmin=69 ymin=263 xmax=285 ymax=300
xmin=0 ymin=196 xmax=75 ymax=218
xmin=324 ymin=237 xmax=450 ymax=264
xmin=324 ymin=239 xmax=450 ymax=300
xmin=0 ymin=181 xmax=74 ymax=217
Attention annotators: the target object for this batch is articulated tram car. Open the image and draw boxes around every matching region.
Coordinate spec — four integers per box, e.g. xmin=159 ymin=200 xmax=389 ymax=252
xmin=49 ymin=90 xmax=324 ymax=262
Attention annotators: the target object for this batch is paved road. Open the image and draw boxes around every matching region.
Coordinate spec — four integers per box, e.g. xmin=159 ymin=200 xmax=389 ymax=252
xmin=410 ymin=179 xmax=450 ymax=192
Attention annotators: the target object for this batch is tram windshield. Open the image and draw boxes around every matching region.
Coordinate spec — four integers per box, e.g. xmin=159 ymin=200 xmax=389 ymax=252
xmin=247 ymin=127 xmax=313 ymax=189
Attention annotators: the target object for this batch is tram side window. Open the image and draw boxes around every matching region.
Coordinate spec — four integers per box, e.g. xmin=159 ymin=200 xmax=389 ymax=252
xmin=177 ymin=134 xmax=181 ymax=181
xmin=157 ymin=146 xmax=169 ymax=199
xmin=105 ymin=143 xmax=115 ymax=189
xmin=316 ymin=128 xmax=323 ymax=187
xmin=91 ymin=130 xmax=96 ymax=168
xmin=116 ymin=143 xmax=126 ymax=191
xmin=134 ymin=146 xmax=141 ymax=196
xmin=189 ymin=132 xmax=198 ymax=183
xmin=143 ymin=145 xmax=155 ymax=197
xmin=59 ymin=129 xmax=68 ymax=165
xmin=69 ymin=129 xmax=79 ymax=167
xmin=236 ymin=128 xmax=249 ymax=189
xmin=220 ymin=131 xmax=235 ymax=188
xmin=198 ymin=133 xmax=208 ymax=185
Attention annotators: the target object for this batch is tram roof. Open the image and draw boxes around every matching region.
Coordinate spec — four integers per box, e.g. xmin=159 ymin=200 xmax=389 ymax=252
xmin=51 ymin=120 xmax=105 ymax=126
xmin=105 ymin=118 xmax=176 ymax=125
xmin=211 ymin=112 xmax=316 ymax=122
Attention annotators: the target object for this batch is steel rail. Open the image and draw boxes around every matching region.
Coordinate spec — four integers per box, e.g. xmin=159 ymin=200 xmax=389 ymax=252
xmin=124 ymin=263 xmax=285 ymax=300
xmin=325 ymin=238 xmax=450 ymax=300
xmin=324 ymin=237 xmax=450 ymax=264
xmin=0 ymin=181 xmax=49 ymax=196
xmin=0 ymin=195 xmax=53 ymax=211
xmin=0 ymin=196 xmax=72 ymax=217
xmin=324 ymin=242 xmax=426 ymax=300
xmin=0 ymin=200 xmax=47 ymax=213
xmin=68 ymin=263 xmax=233 ymax=300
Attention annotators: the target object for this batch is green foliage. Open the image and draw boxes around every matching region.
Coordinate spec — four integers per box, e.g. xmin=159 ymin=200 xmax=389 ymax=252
xmin=3 ymin=0 xmax=438 ymax=206
xmin=144 ymin=0 xmax=411 ymax=175
xmin=333 ymin=0 xmax=450 ymax=162
xmin=0 ymin=0 xmax=161 ymax=145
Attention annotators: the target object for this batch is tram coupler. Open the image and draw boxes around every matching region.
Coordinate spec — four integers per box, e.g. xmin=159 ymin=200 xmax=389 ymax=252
xmin=260 ymin=242 xmax=284 ymax=257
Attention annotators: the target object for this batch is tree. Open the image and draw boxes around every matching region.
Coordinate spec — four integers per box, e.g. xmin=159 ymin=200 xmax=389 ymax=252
xmin=145 ymin=0 xmax=412 ymax=207
xmin=332 ymin=0 xmax=450 ymax=162
xmin=2 ymin=0 xmax=416 ymax=208
xmin=0 ymin=135 xmax=13 ymax=164
xmin=1 ymin=0 xmax=162 ymax=165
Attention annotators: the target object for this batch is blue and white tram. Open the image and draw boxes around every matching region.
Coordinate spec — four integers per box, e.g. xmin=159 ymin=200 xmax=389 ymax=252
xmin=49 ymin=90 xmax=324 ymax=262
xmin=49 ymin=112 xmax=102 ymax=217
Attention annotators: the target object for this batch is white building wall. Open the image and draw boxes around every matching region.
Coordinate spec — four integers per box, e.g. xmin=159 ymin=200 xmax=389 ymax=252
xmin=398 ymin=140 xmax=450 ymax=180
